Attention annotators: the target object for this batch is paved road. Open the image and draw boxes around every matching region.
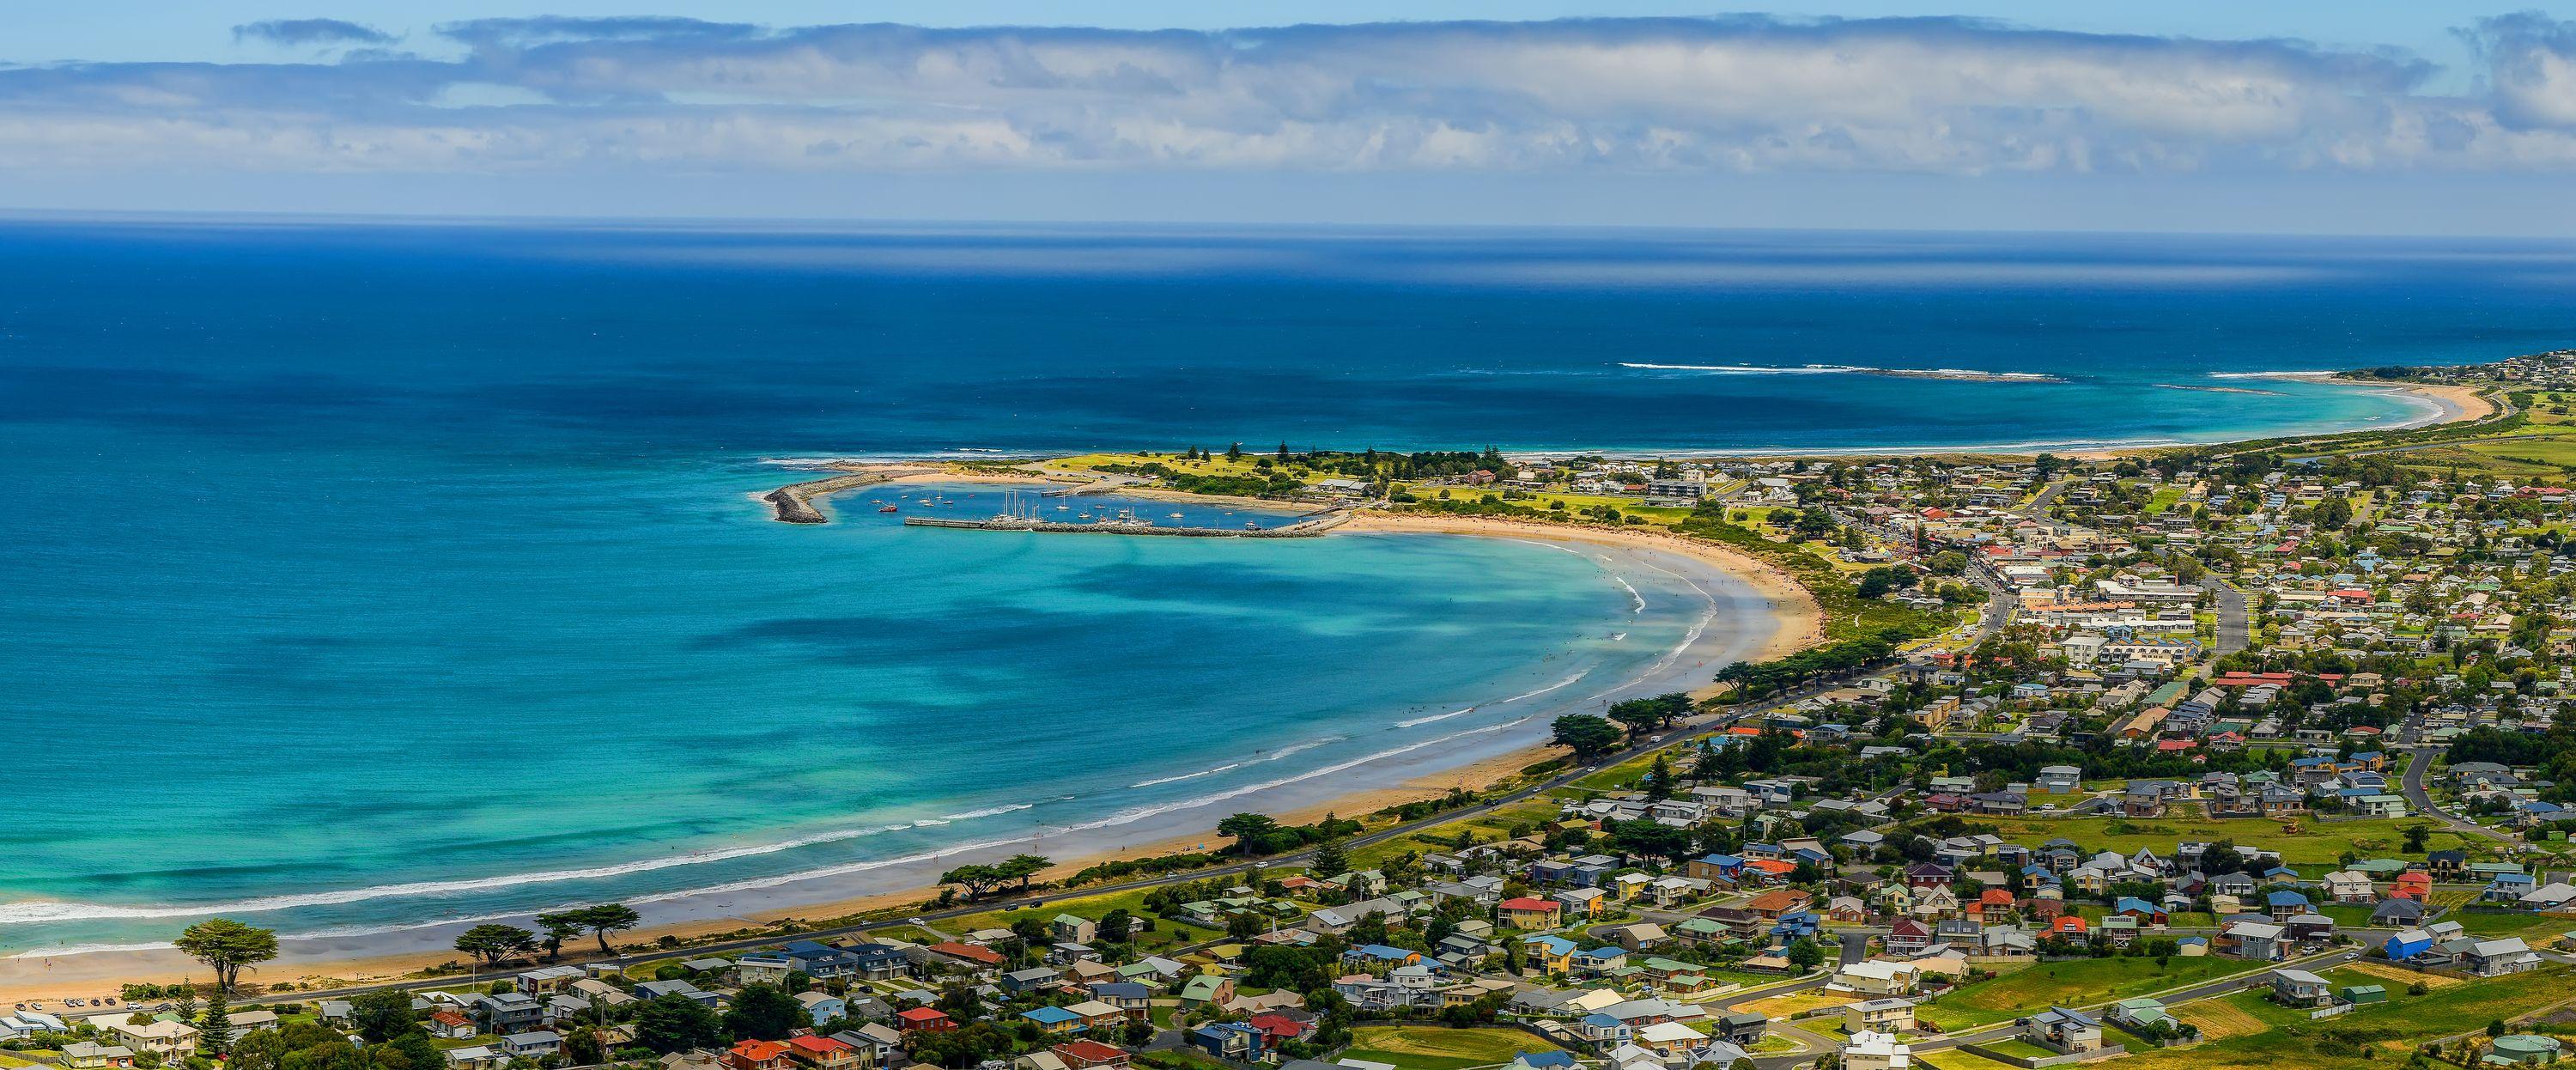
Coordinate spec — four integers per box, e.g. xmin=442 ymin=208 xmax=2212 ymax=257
xmin=2402 ymin=747 xmax=2508 ymax=842
xmin=2022 ymin=477 xmax=2076 ymax=516
xmin=2201 ymin=575 xmax=2250 ymax=657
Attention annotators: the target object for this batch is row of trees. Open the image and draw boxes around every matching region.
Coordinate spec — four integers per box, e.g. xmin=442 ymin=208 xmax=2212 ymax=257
xmin=1710 ymin=629 xmax=1910 ymax=701
xmin=173 ymin=903 xmax=647 ymax=1000
xmin=451 ymin=903 xmax=641 ymax=966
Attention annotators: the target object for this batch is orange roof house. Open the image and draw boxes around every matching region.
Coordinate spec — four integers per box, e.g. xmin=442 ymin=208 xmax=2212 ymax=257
xmin=727 ymin=1041 xmax=795 ymax=1070
xmin=896 ymin=1007 xmax=956 ymax=1032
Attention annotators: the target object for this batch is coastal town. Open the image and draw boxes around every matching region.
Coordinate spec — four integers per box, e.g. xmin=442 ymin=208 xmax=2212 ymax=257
xmin=26 ymin=357 xmax=2576 ymax=1070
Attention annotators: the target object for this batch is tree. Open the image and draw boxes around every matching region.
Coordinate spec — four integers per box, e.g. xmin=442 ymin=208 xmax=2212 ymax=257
xmin=2198 ymin=841 xmax=2247 ymax=877
xmin=564 ymin=903 xmax=642 ymax=956
xmin=197 ymin=989 xmax=234 ymax=1059
xmin=908 ymin=1023 xmax=1016 ymax=1068
xmin=1310 ymin=840 xmax=1350 ymax=879
xmin=454 ymin=924 xmax=539 ymax=967
xmin=2403 ymin=824 xmax=2433 ymax=853
xmin=635 ymin=993 xmax=725 ymax=1053
xmin=1643 ymin=752 xmax=1674 ymax=802
xmin=562 ymin=1027 xmax=606 ymax=1067
xmin=1097 ymin=909 xmax=1133 ymax=945
xmin=1551 ymin=714 xmax=1623 ymax=761
xmin=348 ymin=988 xmax=419 ymax=1045
xmin=939 ymin=864 xmax=1003 ymax=899
xmin=1785 ymin=939 xmax=1826 ymax=971
xmin=724 ymin=984 xmax=806 ymax=1041
xmin=1218 ymin=813 xmax=1284 ymax=854
xmin=535 ymin=912 xmax=587 ymax=962
xmin=174 ymin=919 xmax=278 ymax=994
xmin=993 ymin=854 xmax=1049 ymax=893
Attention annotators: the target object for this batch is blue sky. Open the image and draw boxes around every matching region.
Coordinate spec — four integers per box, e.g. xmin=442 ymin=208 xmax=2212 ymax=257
xmin=12 ymin=2 xmax=2576 ymax=232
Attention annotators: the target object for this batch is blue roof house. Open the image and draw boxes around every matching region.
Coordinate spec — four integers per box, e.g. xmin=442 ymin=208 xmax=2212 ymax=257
xmin=2384 ymin=930 xmax=2434 ymax=961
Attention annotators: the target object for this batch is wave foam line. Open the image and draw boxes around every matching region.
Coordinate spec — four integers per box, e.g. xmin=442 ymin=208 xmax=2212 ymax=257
xmin=1581 ymin=552 xmax=1722 ymax=704
xmin=1619 ymin=362 xmax=1861 ymax=374
xmin=1496 ymin=672 xmax=1589 ymax=705
xmin=1395 ymin=707 xmax=1478 ymax=729
xmin=617 ymin=722 xmax=1534 ymax=909
xmin=1131 ymin=763 xmax=1243 ymax=788
xmin=1618 ymin=362 xmax=2060 ymax=381
xmin=1611 ymin=575 xmax=1646 ymax=613
xmin=0 ymin=817 xmax=927 ymax=926
xmin=1128 ymin=734 xmax=1343 ymax=788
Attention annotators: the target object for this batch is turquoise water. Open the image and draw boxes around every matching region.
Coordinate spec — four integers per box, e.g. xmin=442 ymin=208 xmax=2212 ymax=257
xmin=0 ymin=441 xmax=1723 ymax=955
xmin=3 ymin=219 xmax=2567 ymax=958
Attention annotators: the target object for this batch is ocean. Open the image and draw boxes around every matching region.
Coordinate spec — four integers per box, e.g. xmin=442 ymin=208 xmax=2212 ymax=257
xmin=1 ymin=218 xmax=2569 ymax=958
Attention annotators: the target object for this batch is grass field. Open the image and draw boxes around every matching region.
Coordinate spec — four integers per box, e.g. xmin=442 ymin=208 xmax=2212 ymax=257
xmin=949 ymin=886 xmax=1220 ymax=952
xmin=1915 ymin=1050 xmax=2010 ymax=1070
xmin=1343 ymin=1026 xmax=1564 ymax=1070
xmin=1736 ymin=992 xmax=1852 ymax=1018
xmin=2176 ymin=998 xmax=2265 ymax=1042
xmin=2443 ymin=910 xmax=2576 ymax=940
xmin=1957 ymin=815 xmax=2470 ymax=865
xmin=2153 ymin=967 xmax=2576 ymax=1070
xmin=1917 ymin=957 xmax=2265 ymax=1030
xmin=1980 ymin=1040 xmax=2059 ymax=1060
xmin=1349 ymin=799 xmax=1560 ymax=869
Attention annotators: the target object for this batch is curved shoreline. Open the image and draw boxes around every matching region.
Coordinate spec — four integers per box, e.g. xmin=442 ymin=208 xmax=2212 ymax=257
xmin=0 ymin=370 xmax=2484 ymax=999
xmin=0 ymin=513 xmax=1814 ymax=999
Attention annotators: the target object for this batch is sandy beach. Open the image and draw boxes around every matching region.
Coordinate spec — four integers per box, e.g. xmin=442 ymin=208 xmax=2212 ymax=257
xmin=1337 ymin=512 xmax=1824 ymax=674
xmin=2378 ymin=380 xmax=2499 ymax=426
xmin=0 ymin=505 xmax=1816 ymax=1003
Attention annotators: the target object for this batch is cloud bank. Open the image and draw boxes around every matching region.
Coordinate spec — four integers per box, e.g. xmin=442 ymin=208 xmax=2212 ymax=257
xmin=11 ymin=14 xmax=2576 ymax=178
xmin=231 ymin=18 xmax=397 ymax=48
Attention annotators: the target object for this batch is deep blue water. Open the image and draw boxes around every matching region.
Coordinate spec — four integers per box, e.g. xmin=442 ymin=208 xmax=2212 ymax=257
xmin=1 ymin=219 xmax=2570 ymax=958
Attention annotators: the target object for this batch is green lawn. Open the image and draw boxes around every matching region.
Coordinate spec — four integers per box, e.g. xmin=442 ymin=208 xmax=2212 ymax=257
xmin=1917 ymin=957 xmax=2266 ymax=1030
xmin=949 ymin=886 xmax=1223 ymax=952
xmin=2164 ymin=966 xmax=2576 ymax=1070
xmin=2442 ymin=909 xmax=2576 ymax=940
xmin=1979 ymin=1040 xmax=2059 ymax=1060
xmin=1344 ymin=1026 xmax=1565 ymax=1070
xmin=868 ymin=924 xmax=944 ymax=945
xmin=1957 ymin=815 xmax=2473 ymax=865
xmin=1351 ymin=800 xmax=1559 ymax=869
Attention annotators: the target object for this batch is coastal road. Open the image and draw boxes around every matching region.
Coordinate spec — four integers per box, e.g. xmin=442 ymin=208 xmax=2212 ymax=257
xmin=2201 ymin=575 xmax=2250 ymax=657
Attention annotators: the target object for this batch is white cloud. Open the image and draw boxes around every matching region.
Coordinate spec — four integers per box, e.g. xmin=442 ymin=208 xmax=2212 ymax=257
xmin=4 ymin=14 xmax=2576 ymax=177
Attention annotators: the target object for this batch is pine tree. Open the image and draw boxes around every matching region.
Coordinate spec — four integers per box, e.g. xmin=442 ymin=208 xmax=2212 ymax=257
xmin=1311 ymin=840 xmax=1350 ymax=879
xmin=198 ymin=989 xmax=233 ymax=1060
xmin=1644 ymin=752 xmax=1674 ymax=802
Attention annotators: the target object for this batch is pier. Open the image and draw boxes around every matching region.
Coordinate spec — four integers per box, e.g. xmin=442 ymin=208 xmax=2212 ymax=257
xmin=903 ymin=510 xmax=1348 ymax=538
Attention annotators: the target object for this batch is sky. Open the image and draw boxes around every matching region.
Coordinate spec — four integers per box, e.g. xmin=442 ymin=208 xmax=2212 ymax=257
xmin=13 ymin=2 xmax=2576 ymax=233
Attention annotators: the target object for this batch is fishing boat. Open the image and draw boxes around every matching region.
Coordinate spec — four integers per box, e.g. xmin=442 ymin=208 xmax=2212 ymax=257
xmin=1169 ymin=512 xmax=1184 ymax=519
xmin=878 ymin=504 xmax=899 ymax=514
